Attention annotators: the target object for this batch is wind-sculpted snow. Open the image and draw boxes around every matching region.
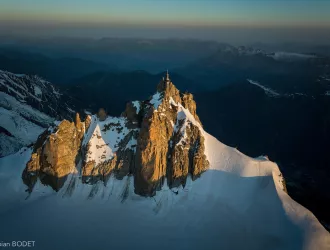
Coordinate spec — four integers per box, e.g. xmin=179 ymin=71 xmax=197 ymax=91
xmin=0 ymin=129 xmax=329 ymax=249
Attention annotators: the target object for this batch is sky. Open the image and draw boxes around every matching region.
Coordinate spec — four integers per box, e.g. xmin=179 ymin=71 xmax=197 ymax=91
xmin=0 ymin=0 xmax=329 ymax=44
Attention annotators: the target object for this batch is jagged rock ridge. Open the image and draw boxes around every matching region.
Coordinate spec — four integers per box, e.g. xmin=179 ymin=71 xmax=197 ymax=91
xmin=22 ymin=113 xmax=87 ymax=191
xmin=22 ymin=72 xmax=209 ymax=196
xmin=0 ymin=70 xmax=75 ymax=157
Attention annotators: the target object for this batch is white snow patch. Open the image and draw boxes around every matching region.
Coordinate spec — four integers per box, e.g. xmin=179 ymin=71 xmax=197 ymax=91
xmin=67 ymin=107 xmax=75 ymax=113
xmin=269 ymin=52 xmax=317 ymax=61
xmin=132 ymin=101 xmax=140 ymax=113
xmin=50 ymin=84 xmax=61 ymax=98
xmin=170 ymin=98 xmax=202 ymax=147
xmin=124 ymin=136 xmax=137 ymax=152
xmin=247 ymin=79 xmax=280 ymax=97
xmin=0 ymin=92 xmax=53 ymax=153
xmin=85 ymin=125 xmax=114 ymax=165
xmin=83 ymin=116 xmax=132 ymax=166
xmin=0 ymin=148 xmax=34 ymax=213
xmin=14 ymin=73 xmax=25 ymax=77
xmin=34 ymin=86 xmax=42 ymax=97
xmin=173 ymin=111 xmax=189 ymax=146
xmin=0 ymin=72 xmax=42 ymax=102
xmin=150 ymin=92 xmax=162 ymax=110
xmin=169 ymin=97 xmax=178 ymax=107
xmin=294 ymin=93 xmax=308 ymax=97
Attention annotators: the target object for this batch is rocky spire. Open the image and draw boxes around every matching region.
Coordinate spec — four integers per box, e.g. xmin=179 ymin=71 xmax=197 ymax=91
xmin=134 ymin=74 xmax=208 ymax=195
xmin=22 ymin=75 xmax=209 ymax=196
xmin=165 ymin=69 xmax=170 ymax=83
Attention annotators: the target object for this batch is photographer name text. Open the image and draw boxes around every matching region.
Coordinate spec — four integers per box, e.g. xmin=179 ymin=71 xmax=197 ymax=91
xmin=0 ymin=241 xmax=35 ymax=248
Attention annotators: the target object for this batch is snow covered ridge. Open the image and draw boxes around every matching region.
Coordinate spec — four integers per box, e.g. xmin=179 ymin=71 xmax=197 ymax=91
xmin=237 ymin=46 xmax=266 ymax=56
xmin=221 ymin=45 xmax=321 ymax=63
xmin=1 ymin=73 xmax=329 ymax=249
xmin=269 ymin=51 xmax=318 ymax=61
xmin=1 ymin=119 xmax=330 ymax=249
xmin=1 ymin=70 xmax=54 ymax=103
xmin=0 ymin=92 xmax=54 ymax=157
xmin=247 ymin=79 xmax=281 ymax=97
xmin=0 ymin=70 xmax=76 ymax=157
xmin=0 ymin=70 xmax=74 ymax=118
xmin=247 ymin=79 xmax=317 ymax=99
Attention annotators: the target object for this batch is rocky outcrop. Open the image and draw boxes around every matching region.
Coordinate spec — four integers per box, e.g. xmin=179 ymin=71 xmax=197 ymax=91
xmin=122 ymin=101 xmax=141 ymax=127
xmin=22 ymin=113 xmax=86 ymax=191
xmin=135 ymin=107 xmax=174 ymax=195
xmin=81 ymin=117 xmax=138 ymax=185
xmin=181 ymin=93 xmax=201 ymax=125
xmin=134 ymin=77 xmax=209 ymax=195
xmin=168 ymin=117 xmax=209 ymax=188
xmin=22 ymin=73 xmax=209 ymax=196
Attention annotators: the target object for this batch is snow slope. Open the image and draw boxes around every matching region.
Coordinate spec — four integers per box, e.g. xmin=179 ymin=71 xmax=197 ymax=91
xmin=0 ymin=70 xmax=75 ymax=157
xmin=0 ymin=99 xmax=329 ymax=250
xmin=82 ymin=115 xmax=137 ymax=167
xmin=0 ymin=92 xmax=53 ymax=156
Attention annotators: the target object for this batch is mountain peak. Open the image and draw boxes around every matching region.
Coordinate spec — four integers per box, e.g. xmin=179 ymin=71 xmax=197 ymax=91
xmin=22 ymin=74 xmax=208 ymax=196
xmin=154 ymin=72 xmax=201 ymax=124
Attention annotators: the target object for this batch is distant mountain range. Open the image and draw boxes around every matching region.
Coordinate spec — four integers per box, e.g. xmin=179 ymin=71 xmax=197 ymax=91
xmin=0 ymin=49 xmax=114 ymax=84
xmin=0 ymin=38 xmax=225 ymax=74
xmin=65 ymin=70 xmax=202 ymax=115
xmin=175 ymin=45 xmax=330 ymax=90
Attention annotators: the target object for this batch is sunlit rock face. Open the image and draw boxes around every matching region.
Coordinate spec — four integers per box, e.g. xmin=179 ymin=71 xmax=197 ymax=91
xmin=135 ymin=77 xmax=208 ymax=195
xmin=22 ymin=73 xmax=209 ymax=196
xmin=22 ymin=114 xmax=87 ymax=191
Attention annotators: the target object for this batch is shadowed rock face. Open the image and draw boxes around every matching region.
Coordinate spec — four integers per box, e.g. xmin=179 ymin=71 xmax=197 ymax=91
xmin=22 ymin=75 xmax=209 ymax=196
xmin=81 ymin=128 xmax=138 ymax=184
xmin=168 ymin=121 xmax=208 ymax=188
